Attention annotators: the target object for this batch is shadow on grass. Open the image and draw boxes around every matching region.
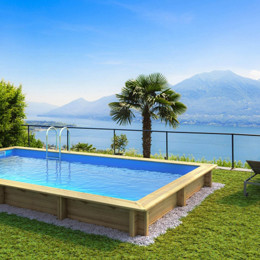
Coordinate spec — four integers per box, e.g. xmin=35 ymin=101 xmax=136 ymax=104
xmin=0 ymin=212 xmax=124 ymax=251
xmin=218 ymin=184 xmax=260 ymax=207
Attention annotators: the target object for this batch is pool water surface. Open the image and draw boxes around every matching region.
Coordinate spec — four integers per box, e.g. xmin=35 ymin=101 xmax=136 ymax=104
xmin=0 ymin=149 xmax=197 ymax=200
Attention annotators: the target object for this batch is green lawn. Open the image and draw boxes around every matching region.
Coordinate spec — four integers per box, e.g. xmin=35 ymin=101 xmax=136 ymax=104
xmin=0 ymin=169 xmax=259 ymax=259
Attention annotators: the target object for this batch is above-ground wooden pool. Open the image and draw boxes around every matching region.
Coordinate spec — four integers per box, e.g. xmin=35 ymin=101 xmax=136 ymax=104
xmin=0 ymin=147 xmax=216 ymax=236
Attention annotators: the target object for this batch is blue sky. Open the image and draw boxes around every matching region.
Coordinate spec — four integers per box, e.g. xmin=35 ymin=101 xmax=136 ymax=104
xmin=0 ymin=0 xmax=260 ymax=105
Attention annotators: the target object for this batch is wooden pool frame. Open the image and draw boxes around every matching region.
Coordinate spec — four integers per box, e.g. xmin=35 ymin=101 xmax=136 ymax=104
xmin=0 ymin=147 xmax=216 ymax=236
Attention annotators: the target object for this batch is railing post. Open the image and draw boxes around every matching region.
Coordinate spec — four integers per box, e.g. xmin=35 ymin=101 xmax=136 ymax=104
xmin=28 ymin=125 xmax=30 ymax=147
xmin=113 ymin=129 xmax=116 ymax=154
xmin=67 ymin=129 xmax=69 ymax=151
xmin=231 ymin=134 xmax=234 ymax=169
xmin=165 ymin=131 xmax=168 ymax=160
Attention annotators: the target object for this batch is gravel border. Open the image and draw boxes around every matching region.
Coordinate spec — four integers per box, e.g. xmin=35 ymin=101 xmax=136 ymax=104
xmin=0 ymin=182 xmax=224 ymax=246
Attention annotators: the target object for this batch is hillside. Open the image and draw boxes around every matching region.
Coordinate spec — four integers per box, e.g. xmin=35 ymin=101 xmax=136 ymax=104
xmin=173 ymin=70 xmax=260 ymax=126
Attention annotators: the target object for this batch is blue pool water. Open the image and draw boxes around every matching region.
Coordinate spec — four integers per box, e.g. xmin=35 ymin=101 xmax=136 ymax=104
xmin=0 ymin=149 xmax=198 ymax=201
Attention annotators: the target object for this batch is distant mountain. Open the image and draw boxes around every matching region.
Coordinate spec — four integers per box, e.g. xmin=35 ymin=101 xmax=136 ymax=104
xmin=39 ymin=95 xmax=116 ymax=119
xmin=26 ymin=102 xmax=58 ymax=117
xmin=39 ymin=70 xmax=260 ymax=126
xmin=172 ymin=70 xmax=260 ymax=125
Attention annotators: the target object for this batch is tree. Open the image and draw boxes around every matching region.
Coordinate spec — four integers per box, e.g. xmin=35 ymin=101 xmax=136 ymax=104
xmin=109 ymin=73 xmax=186 ymax=158
xmin=111 ymin=134 xmax=128 ymax=154
xmin=0 ymin=80 xmax=26 ymax=148
xmin=0 ymin=80 xmax=44 ymax=148
xmin=18 ymin=131 xmax=44 ymax=148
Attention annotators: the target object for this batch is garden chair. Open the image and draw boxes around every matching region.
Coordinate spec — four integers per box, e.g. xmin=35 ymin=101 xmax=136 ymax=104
xmin=244 ymin=160 xmax=260 ymax=196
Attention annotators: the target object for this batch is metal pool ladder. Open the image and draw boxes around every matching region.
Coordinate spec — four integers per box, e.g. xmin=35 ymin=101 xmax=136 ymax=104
xmin=46 ymin=126 xmax=58 ymax=159
xmin=59 ymin=127 xmax=71 ymax=159
xmin=46 ymin=126 xmax=71 ymax=160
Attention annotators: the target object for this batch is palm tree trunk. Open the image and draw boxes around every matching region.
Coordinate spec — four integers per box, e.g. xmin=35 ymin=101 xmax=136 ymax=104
xmin=142 ymin=110 xmax=152 ymax=158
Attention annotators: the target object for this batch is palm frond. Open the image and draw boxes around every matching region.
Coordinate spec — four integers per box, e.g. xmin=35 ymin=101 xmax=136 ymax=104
xmin=156 ymin=106 xmax=180 ymax=128
xmin=156 ymin=89 xmax=180 ymax=102
xmin=153 ymin=97 xmax=172 ymax=106
xmin=171 ymin=102 xmax=187 ymax=115
xmin=147 ymin=73 xmax=168 ymax=93
xmin=109 ymin=102 xmax=135 ymax=125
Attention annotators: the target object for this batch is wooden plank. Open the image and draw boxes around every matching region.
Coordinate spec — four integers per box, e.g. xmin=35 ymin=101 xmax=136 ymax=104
xmin=0 ymin=179 xmax=144 ymax=211
xmin=149 ymin=193 xmax=177 ymax=225
xmin=144 ymin=212 xmax=149 ymax=236
xmin=4 ymin=186 xmax=57 ymax=214
xmin=68 ymin=198 xmax=129 ymax=214
xmin=135 ymin=211 xmax=150 ymax=236
xmin=67 ymin=199 xmax=129 ymax=227
xmin=185 ymin=177 xmax=204 ymax=199
xmin=6 ymin=199 xmax=56 ymax=215
xmin=177 ymin=188 xmax=186 ymax=206
xmin=204 ymin=171 xmax=212 ymax=187
xmin=67 ymin=198 xmax=129 ymax=215
xmin=5 ymin=195 xmax=57 ymax=211
xmin=5 ymin=187 xmax=57 ymax=203
xmin=57 ymin=197 xmax=67 ymax=220
xmin=5 ymin=188 xmax=55 ymax=204
xmin=67 ymin=207 xmax=128 ymax=226
xmin=5 ymin=187 xmax=57 ymax=208
xmin=129 ymin=210 xmax=136 ymax=237
xmin=0 ymin=186 xmax=4 ymax=204
xmin=136 ymin=212 xmax=144 ymax=235
xmin=139 ymin=164 xmax=216 ymax=209
xmin=67 ymin=213 xmax=129 ymax=232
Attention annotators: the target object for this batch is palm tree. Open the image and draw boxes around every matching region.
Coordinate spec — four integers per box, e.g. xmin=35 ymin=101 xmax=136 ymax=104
xmin=109 ymin=73 xmax=187 ymax=158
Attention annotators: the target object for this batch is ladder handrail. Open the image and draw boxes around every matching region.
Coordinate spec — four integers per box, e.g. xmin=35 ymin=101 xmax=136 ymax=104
xmin=46 ymin=126 xmax=58 ymax=158
xmin=59 ymin=127 xmax=71 ymax=159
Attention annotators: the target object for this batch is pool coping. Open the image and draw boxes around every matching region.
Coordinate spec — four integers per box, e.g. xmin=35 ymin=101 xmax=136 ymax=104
xmin=0 ymin=146 xmax=216 ymax=211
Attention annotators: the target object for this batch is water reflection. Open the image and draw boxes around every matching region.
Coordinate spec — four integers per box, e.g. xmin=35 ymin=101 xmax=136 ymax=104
xmin=46 ymin=159 xmax=71 ymax=186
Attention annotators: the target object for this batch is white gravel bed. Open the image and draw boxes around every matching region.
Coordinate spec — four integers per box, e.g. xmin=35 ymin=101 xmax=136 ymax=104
xmin=0 ymin=182 xmax=224 ymax=246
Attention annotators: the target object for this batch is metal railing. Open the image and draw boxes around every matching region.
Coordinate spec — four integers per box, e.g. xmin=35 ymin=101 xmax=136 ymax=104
xmin=24 ymin=124 xmax=260 ymax=168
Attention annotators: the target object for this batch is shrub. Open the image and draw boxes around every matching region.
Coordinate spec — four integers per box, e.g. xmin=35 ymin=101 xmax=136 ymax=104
xmin=18 ymin=131 xmax=44 ymax=148
xmin=71 ymin=142 xmax=96 ymax=152
xmin=111 ymin=134 xmax=128 ymax=154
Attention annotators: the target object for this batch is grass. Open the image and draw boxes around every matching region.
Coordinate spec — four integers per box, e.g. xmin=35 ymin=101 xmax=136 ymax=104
xmin=0 ymin=169 xmax=259 ymax=259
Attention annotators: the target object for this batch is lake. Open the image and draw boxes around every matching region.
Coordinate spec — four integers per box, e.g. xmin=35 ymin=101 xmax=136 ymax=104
xmin=27 ymin=116 xmax=260 ymax=164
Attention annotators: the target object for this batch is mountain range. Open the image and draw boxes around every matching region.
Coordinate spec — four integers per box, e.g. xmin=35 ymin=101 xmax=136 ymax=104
xmin=28 ymin=70 xmax=260 ymax=126
xmin=172 ymin=70 xmax=260 ymax=126
xmin=38 ymin=95 xmax=115 ymax=119
xmin=26 ymin=102 xmax=58 ymax=116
